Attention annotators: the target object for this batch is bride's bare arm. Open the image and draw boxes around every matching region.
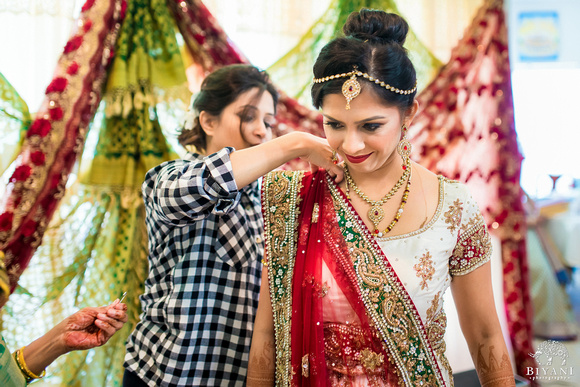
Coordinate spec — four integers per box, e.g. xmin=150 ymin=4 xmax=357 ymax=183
xmin=247 ymin=268 xmax=276 ymax=386
xmin=451 ymin=262 xmax=516 ymax=387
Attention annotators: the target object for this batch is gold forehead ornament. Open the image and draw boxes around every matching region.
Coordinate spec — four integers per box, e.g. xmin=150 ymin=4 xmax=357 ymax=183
xmin=313 ymin=67 xmax=417 ymax=109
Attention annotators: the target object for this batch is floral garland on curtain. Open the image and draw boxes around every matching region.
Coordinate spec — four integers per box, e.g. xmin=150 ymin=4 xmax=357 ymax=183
xmin=408 ymin=0 xmax=537 ymax=380
xmin=0 ymin=0 xmax=127 ymax=291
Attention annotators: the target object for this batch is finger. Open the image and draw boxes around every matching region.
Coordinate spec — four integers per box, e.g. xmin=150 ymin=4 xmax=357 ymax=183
xmin=327 ymin=164 xmax=345 ymax=183
xmin=113 ymin=302 xmax=128 ymax=311
xmin=106 ymin=307 xmax=128 ymax=323
xmin=95 ymin=316 xmax=119 ymax=337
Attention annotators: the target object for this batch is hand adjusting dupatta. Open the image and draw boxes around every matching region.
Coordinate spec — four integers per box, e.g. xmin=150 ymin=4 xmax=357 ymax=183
xmin=262 ymin=169 xmax=448 ymax=386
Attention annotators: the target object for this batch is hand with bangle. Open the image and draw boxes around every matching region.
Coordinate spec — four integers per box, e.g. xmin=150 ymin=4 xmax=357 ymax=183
xmin=8 ymin=294 xmax=128 ymax=383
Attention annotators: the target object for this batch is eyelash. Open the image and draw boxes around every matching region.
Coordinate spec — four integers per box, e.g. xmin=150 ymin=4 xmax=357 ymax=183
xmin=324 ymin=122 xmax=382 ymax=131
xmin=324 ymin=121 xmax=343 ymax=129
xmin=362 ymin=123 xmax=381 ymax=131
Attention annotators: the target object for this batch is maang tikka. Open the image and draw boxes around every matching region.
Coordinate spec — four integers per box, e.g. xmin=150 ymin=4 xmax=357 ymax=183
xmin=397 ymin=125 xmax=412 ymax=170
xmin=313 ymin=66 xmax=418 ymax=110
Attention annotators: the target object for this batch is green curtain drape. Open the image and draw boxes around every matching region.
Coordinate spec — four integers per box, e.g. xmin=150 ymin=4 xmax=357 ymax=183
xmin=0 ymin=72 xmax=30 ymax=177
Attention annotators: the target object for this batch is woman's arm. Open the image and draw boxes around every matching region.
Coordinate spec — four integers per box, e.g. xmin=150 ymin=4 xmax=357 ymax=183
xmin=451 ymin=262 xmax=516 ymax=387
xmin=247 ymin=268 xmax=276 ymax=386
xmin=149 ymin=131 xmax=342 ymax=225
xmin=230 ymin=131 xmax=343 ymax=189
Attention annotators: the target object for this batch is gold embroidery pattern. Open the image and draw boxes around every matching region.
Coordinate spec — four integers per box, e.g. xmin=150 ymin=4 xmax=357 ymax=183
xmin=263 ymin=170 xmax=304 ymax=386
xmin=311 ymin=203 xmax=320 ymax=223
xmin=426 ymin=293 xmax=454 ymax=384
xmin=324 ymin=323 xmax=393 ymax=385
xmin=450 ymin=212 xmax=492 ymax=276
xmin=301 ymin=354 xmax=309 ymax=377
xmin=327 ymin=176 xmax=447 ymax=387
xmin=360 ymin=348 xmax=385 ymax=371
xmin=413 ymin=252 xmax=435 ymax=290
xmin=444 ymin=199 xmax=463 ymax=233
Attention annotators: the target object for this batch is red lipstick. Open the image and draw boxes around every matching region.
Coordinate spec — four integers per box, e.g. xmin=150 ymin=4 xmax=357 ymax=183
xmin=345 ymin=153 xmax=371 ymax=163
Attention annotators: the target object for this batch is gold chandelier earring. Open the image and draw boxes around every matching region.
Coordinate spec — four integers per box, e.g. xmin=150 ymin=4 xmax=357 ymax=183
xmin=397 ymin=125 xmax=412 ymax=170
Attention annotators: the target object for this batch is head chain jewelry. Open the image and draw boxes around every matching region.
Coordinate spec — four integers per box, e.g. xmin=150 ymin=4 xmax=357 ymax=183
xmin=313 ymin=66 xmax=417 ymax=110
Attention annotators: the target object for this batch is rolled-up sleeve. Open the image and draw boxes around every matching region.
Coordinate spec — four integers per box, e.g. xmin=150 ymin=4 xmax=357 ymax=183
xmin=143 ymin=147 xmax=241 ymax=225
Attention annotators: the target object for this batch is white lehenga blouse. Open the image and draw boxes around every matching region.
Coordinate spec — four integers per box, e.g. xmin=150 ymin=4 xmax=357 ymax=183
xmin=326 ymin=175 xmax=492 ymax=386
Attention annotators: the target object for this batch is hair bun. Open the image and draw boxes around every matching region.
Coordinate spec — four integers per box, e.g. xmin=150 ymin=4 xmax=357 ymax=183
xmin=343 ymin=8 xmax=408 ymax=45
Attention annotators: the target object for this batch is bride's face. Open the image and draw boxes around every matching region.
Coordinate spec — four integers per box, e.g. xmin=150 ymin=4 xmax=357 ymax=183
xmin=321 ymin=86 xmax=414 ymax=175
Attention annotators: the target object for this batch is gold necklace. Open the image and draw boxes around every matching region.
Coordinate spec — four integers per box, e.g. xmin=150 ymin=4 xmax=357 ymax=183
xmin=344 ymin=162 xmax=411 ymax=236
xmin=382 ymin=170 xmax=411 ymax=236
xmin=344 ymin=159 xmax=410 ymax=227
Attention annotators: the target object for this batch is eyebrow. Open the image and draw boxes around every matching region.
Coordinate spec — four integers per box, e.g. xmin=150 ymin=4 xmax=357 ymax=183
xmin=323 ymin=114 xmax=387 ymax=124
xmin=238 ymin=105 xmax=275 ymax=117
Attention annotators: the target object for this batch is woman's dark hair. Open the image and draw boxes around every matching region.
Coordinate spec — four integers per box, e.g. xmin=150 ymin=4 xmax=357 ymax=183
xmin=178 ymin=64 xmax=278 ymax=152
xmin=311 ymin=9 xmax=416 ymax=112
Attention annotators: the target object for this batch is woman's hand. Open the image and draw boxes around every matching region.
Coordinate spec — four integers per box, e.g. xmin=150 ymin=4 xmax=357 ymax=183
xmin=61 ymin=300 xmax=128 ymax=351
xmin=22 ymin=299 xmax=128 ymax=376
xmin=297 ymin=132 xmax=344 ymax=183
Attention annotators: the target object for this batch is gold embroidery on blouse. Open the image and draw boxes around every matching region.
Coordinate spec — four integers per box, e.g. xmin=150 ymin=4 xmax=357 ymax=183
xmin=413 ymin=251 xmax=435 ymax=290
xmin=444 ymin=199 xmax=463 ymax=233
xmin=460 ymin=212 xmax=479 ymax=233
xmin=450 ymin=212 xmax=492 ymax=276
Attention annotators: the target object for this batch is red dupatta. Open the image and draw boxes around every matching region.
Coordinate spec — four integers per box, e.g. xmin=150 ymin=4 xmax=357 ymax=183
xmin=289 ymin=170 xmax=398 ymax=386
xmin=263 ymin=169 xmax=447 ymax=386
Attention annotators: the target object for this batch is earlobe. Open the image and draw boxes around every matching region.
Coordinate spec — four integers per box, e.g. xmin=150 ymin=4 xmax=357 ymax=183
xmin=199 ymin=111 xmax=215 ymax=137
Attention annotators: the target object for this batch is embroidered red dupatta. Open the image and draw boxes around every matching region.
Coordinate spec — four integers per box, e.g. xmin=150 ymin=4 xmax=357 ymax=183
xmin=263 ymin=169 xmax=447 ymax=386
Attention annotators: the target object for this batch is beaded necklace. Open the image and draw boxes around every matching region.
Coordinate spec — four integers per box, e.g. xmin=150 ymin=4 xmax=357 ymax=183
xmin=344 ymin=162 xmax=412 ymax=237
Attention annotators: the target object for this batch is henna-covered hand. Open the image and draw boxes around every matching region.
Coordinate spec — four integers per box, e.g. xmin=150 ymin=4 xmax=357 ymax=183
xmin=61 ymin=300 xmax=128 ymax=351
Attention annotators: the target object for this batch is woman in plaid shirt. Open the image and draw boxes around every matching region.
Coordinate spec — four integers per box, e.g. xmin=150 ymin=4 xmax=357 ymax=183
xmin=123 ymin=64 xmax=343 ymax=386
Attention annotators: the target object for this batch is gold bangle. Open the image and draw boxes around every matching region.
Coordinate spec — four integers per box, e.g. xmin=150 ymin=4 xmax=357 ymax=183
xmin=13 ymin=347 xmax=46 ymax=382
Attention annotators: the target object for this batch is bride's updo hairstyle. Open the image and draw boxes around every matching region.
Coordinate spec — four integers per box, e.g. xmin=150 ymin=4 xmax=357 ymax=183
xmin=311 ymin=9 xmax=417 ymax=113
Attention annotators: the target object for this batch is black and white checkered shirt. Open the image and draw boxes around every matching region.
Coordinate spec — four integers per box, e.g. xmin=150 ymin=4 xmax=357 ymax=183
xmin=124 ymin=147 xmax=263 ymax=386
